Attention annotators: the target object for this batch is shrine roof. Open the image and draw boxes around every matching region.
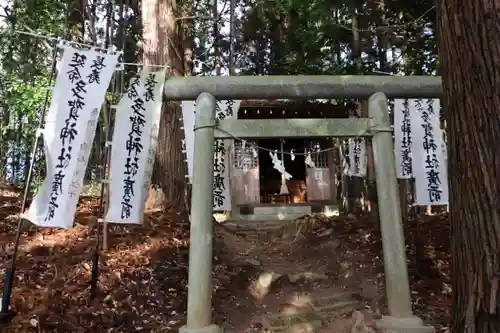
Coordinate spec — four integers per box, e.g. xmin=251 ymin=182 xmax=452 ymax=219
xmin=238 ymin=99 xmax=356 ymax=118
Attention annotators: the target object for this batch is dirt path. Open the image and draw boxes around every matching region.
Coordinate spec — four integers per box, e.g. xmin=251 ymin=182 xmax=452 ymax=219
xmin=214 ymin=214 xmax=450 ymax=333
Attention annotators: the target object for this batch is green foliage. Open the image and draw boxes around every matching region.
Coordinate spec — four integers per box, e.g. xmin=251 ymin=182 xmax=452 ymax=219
xmin=190 ymin=0 xmax=436 ymax=78
xmin=0 ymin=0 xmax=141 ymax=187
xmin=0 ymin=0 xmax=438 ymax=188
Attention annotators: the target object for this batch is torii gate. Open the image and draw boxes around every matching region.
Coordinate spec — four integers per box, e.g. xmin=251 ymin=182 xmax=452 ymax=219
xmin=164 ymin=75 xmax=442 ymax=333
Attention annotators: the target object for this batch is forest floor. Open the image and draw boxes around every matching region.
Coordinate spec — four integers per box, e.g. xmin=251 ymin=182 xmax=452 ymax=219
xmin=0 ymin=185 xmax=451 ymax=333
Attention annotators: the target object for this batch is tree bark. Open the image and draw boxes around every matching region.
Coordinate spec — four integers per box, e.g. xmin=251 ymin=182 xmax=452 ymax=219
xmin=437 ymin=1 xmax=500 ymax=332
xmin=212 ymin=0 xmax=221 ymax=76
xmin=142 ymin=0 xmax=187 ymax=212
xmin=66 ymin=0 xmax=85 ymax=42
xmin=346 ymin=8 xmax=362 ymax=214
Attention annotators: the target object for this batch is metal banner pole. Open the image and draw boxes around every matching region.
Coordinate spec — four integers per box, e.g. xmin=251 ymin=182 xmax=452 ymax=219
xmin=0 ymin=42 xmax=59 ymax=323
xmin=90 ymin=80 xmax=116 ymax=300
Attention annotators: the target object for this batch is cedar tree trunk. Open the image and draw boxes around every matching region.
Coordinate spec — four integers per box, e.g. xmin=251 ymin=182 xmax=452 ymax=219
xmin=437 ymin=1 xmax=500 ymax=332
xmin=142 ymin=0 xmax=188 ymax=212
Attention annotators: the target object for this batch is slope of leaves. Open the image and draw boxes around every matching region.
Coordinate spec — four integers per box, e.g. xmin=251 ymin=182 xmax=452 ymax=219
xmin=0 ymin=193 xmax=451 ymax=333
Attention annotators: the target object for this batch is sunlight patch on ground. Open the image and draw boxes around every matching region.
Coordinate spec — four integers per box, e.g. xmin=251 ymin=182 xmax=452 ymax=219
xmin=249 ymin=271 xmax=283 ymax=299
xmin=20 ymin=227 xmax=89 ymax=253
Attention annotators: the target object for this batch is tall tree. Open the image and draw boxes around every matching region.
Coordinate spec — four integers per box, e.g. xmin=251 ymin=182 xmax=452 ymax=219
xmin=142 ymin=0 xmax=191 ymax=212
xmin=437 ymin=1 xmax=500 ymax=332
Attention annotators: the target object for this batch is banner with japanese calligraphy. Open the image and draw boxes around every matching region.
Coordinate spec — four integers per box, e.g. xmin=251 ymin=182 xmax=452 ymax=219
xmin=22 ymin=46 xmax=119 ymax=228
xmin=341 ymin=141 xmax=350 ymax=176
xmin=181 ymin=101 xmax=196 ymax=183
xmin=181 ymin=100 xmax=241 ymax=211
xmin=347 ymin=137 xmax=367 ymax=177
xmin=214 ymin=100 xmax=241 ymax=210
xmin=106 ymin=68 xmax=165 ymax=224
xmin=409 ymin=99 xmax=449 ymax=206
xmin=394 ymin=99 xmax=413 ymax=178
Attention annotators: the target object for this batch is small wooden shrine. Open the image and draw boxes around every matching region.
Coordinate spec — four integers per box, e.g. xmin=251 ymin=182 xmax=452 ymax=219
xmin=230 ymin=99 xmax=355 ymax=218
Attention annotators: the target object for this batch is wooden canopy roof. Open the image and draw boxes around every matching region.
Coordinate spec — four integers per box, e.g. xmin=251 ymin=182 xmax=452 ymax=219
xmin=238 ymin=99 xmax=357 ymax=119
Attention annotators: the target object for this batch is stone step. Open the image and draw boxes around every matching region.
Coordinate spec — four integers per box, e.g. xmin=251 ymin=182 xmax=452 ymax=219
xmin=232 ymin=204 xmax=340 ymax=222
xmin=262 ymin=294 xmax=362 ymax=333
xmin=237 ymin=213 xmax=309 ymax=221
xmin=264 ymin=310 xmax=323 ymax=333
xmin=222 ymin=219 xmax=294 ymax=231
xmin=254 ymin=205 xmax=312 ymax=216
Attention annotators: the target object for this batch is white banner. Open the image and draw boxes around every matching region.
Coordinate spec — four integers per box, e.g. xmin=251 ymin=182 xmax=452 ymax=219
xmin=394 ymin=99 xmax=413 ymax=178
xmin=410 ymin=99 xmax=449 ymax=206
xmin=23 ymin=46 xmax=118 ymax=228
xmin=180 ymin=101 xmax=196 ymax=183
xmin=214 ymin=100 xmax=240 ymax=211
xmin=347 ymin=137 xmax=367 ymax=177
xmin=341 ymin=142 xmax=350 ymax=176
xmin=106 ymin=68 xmax=165 ymax=224
xmin=180 ymin=100 xmax=241 ymax=211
